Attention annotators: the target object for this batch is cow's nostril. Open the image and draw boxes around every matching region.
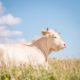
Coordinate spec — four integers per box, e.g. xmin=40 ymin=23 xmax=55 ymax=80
xmin=64 ymin=44 xmax=66 ymax=47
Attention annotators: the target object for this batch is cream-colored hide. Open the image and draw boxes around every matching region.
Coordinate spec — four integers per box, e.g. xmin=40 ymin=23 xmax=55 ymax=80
xmin=0 ymin=28 xmax=66 ymax=67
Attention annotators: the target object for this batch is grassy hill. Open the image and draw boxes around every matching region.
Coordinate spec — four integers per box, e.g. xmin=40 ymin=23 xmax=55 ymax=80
xmin=0 ymin=58 xmax=80 ymax=80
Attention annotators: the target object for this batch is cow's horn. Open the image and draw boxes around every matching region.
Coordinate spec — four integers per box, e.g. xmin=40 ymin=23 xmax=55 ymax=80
xmin=46 ymin=28 xmax=49 ymax=31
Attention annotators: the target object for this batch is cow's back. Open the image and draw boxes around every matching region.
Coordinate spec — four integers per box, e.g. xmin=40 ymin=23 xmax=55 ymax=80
xmin=0 ymin=43 xmax=45 ymax=66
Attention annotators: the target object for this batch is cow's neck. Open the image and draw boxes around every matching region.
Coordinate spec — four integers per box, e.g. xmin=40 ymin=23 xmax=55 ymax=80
xmin=32 ymin=37 xmax=49 ymax=61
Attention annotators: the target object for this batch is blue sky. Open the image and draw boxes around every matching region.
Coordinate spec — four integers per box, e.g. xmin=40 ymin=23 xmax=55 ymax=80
xmin=0 ymin=0 xmax=80 ymax=59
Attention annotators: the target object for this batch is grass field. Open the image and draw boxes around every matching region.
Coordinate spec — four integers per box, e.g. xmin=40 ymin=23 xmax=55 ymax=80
xmin=0 ymin=58 xmax=80 ymax=80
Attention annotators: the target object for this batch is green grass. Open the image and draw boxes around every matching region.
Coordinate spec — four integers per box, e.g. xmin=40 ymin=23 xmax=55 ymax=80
xmin=0 ymin=59 xmax=80 ymax=80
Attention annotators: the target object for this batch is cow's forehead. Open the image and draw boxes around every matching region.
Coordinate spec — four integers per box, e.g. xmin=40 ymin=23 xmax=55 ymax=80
xmin=48 ymin=29 xmax=59 ymax=35
xmin=48 ymin=29 xmax=61 ymax=38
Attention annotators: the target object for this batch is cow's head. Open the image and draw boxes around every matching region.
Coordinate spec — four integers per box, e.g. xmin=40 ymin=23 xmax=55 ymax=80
xmin=42 ymin=28 xmax=66 ymax=52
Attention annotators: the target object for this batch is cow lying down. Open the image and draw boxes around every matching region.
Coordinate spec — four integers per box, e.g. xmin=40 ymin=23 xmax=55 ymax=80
xmin=0 ymin=28 xmax=66 ymax=68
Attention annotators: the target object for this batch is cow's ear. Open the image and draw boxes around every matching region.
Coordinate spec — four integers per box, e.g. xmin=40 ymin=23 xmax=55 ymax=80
xmin=46 ymin=28 xmax=49 ymax=31
xmin=41 ymin=28 xmax=50 ymax=36
xmin=41 ymin=31 xmax=49 ymax=35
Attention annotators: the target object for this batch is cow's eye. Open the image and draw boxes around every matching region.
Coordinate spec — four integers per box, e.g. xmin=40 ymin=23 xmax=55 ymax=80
xmin=52 ymin=36 xmax=57 ymax=38
xmin=54 ymin=36 xmax=57 ymax=38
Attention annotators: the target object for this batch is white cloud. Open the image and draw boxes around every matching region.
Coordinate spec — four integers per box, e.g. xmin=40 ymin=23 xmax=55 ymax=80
xmin=0 ymin=26 xmax=6 ymax=30
xmin=0 ymin=2 xmax=22 ymax=26
xmin=0 ymin=27 xmax=23 ymax=36
xmin=18 ymin=38 xmax=26 ymax=43
xmin=0 ymin=14 xmax=22 ymax=25
xmin=0 ymin=2 xmax=23 ymax=41
xmin=10 ymin=30 xmax=23 ymax=36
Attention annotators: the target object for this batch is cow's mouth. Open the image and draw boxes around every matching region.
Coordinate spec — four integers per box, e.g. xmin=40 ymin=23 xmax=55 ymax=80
xmin=53 ymin=46 xmax=65 ymax=51
xmin=50 ymin=45 xmax=66 ymax=52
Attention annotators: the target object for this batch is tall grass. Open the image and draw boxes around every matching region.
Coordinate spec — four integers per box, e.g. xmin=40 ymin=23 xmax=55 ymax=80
xmin=0 ymin=59 xmax=80 ymax=80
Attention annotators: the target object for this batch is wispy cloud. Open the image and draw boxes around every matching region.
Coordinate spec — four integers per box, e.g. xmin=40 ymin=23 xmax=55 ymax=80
xmin=0 ymin=14 xmax=22 ymax=25
xmin=0 ymin=2 xmax=23 ymax=42
xmin=0 ymin=2 xmax=22 ymax=26
xmin=0 ymin=1 xmax=22 ymax=26
xmin=0 ymin=26 xmax=23 ymax=36
xmin=0 ymin=26 xmax=6 ymax=30
xmin=18 ymin=38 xmax=26 ymax=42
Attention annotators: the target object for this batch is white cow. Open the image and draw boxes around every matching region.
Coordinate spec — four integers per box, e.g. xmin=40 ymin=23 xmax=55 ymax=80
xmin=0 ymin=28 xmax=66 ymax=67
